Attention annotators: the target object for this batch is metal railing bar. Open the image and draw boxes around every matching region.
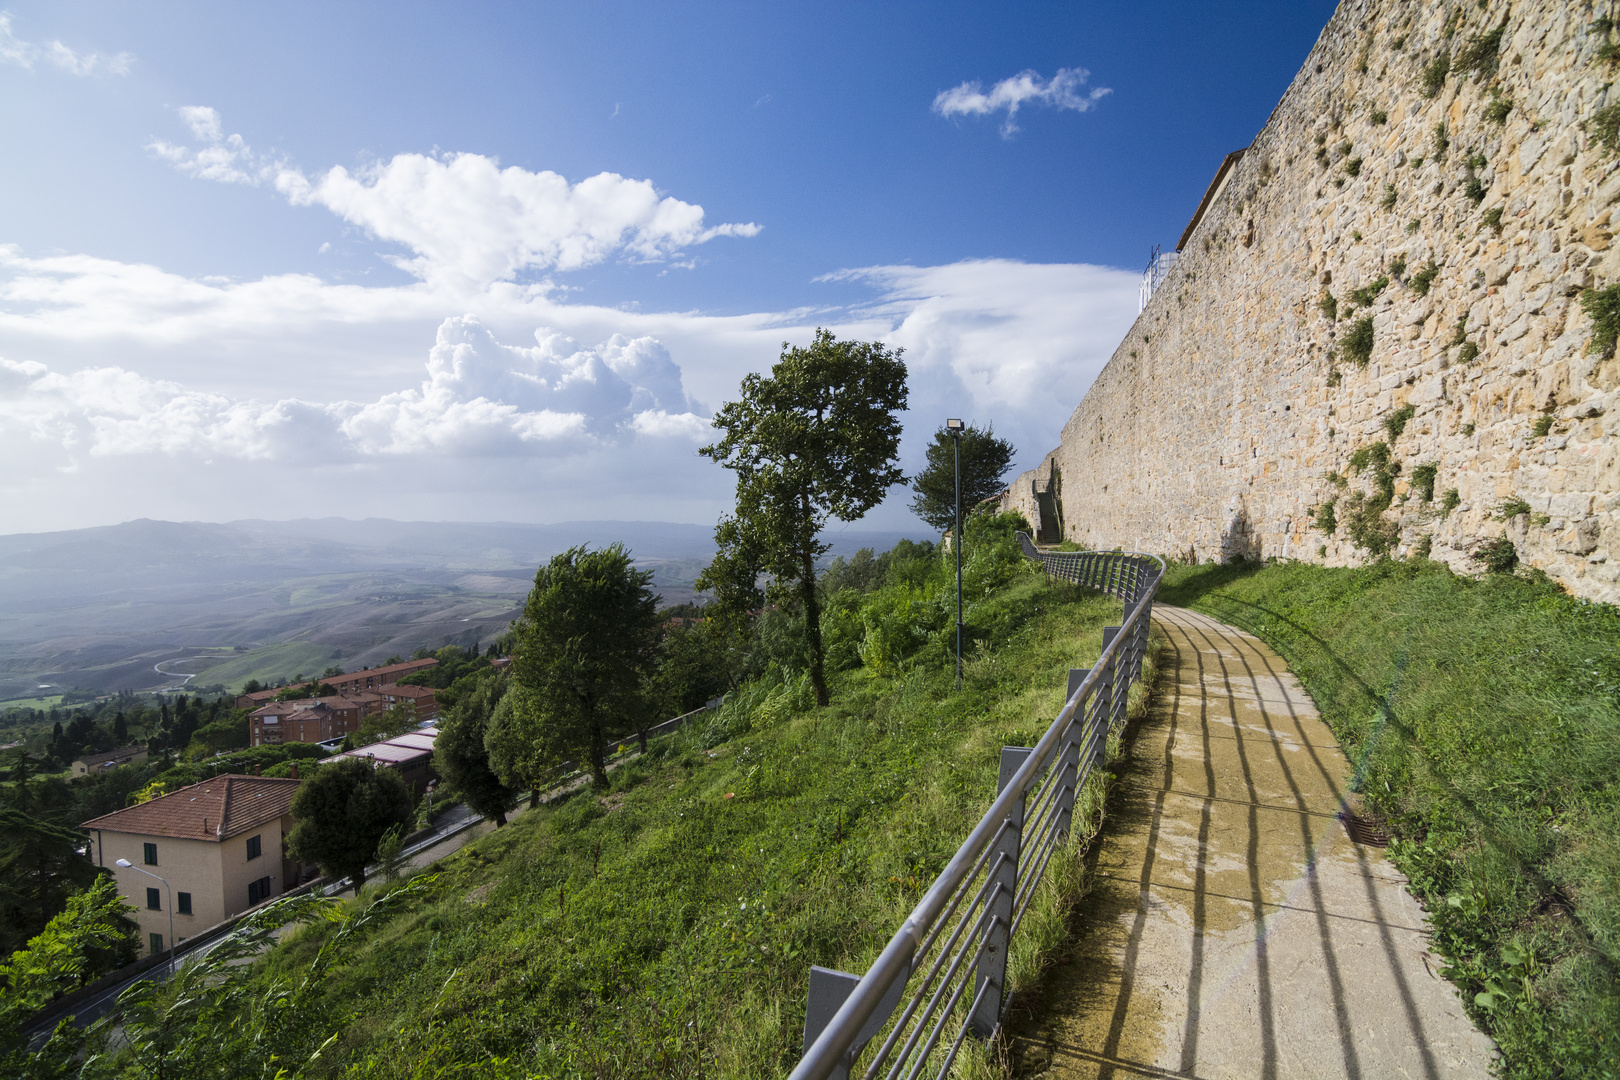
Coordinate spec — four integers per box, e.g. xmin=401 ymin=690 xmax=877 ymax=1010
xmin=895 ymin=928 xmax=998 ymax=1080
xmin=931 ymin=979 xmax=996 ymax=1080
xmin=876 ymin=891 xmax=1003 ymax=1080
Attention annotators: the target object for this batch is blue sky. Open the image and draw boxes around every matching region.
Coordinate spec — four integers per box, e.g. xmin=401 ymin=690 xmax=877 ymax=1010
xmin=0 ymin=1 xmax=1335 ymax=534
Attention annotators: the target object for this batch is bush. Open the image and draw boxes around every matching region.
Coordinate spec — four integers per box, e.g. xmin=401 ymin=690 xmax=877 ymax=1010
xmin=1472 ymin=536 xmax=1518 ymax=574
xmin=1343 ymin=316 xmax=1375 ymax=366
xmin=1410 ymin=261 xmax=1440 ymax=295
xmin=1410 ymin=462 xmax=1439 ymax=502
xmin=1350 ymin=276 xmax=1389 ymax=306
xmin=1581 ymin=285 xmax=1620 ymax=357
xmin=1383 ymin=403 xmax=1416 ymax=441
xmin=1420 ymin=53 xmax=1451 ymax=96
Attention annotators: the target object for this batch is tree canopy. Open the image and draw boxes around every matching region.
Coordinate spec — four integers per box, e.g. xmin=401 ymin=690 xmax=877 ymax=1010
xmin=908 ymin=422 xmax=1017 ymax=531
xmin=501 ymin=545 xmax=661 ymax=788
xmin=286 ymin=758 xmax=413 ymax=889
xmin=434 ymin=671 xmax=516 ymax=826
xmin=697 ymin=329 xmax=908 ymax=706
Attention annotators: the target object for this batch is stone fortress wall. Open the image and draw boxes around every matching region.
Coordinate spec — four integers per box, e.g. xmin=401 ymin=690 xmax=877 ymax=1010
xmin=1004 ymin=0 xmax=1620 ymax=604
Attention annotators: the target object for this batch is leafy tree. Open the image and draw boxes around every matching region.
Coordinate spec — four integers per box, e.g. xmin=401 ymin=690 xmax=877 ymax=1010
xmin=286 ymin=758 xmax=413 ymax=889
xmin=433 ymin=671 xmax=515 ymax=826
xmin=908 ymin=422 xmax=1017 ymax=531
xmin=503 ymin=545 xmax=661 ymax=788
xmin=653 ymin=617 xmax=741 ymax=719
xmin=0 ymin=876 xmax=136 ymax=1077
xmin=0 ymin=809 xmax=102 ymax=956
xmin=698 ymin=329 xmax=908 ymax=706
xmin=112 ymin=711 xmax=127 ymax=743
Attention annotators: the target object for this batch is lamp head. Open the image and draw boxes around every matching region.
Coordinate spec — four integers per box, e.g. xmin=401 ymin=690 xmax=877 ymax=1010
xmin=115 ymin=858 xmax=132 ymax=867
xmin=945 ymin=418 xmax=964 ymax=432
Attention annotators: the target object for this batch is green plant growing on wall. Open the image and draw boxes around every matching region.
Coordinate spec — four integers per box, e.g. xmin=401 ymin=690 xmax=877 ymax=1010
xmin=1318 ymin=292 xmax=1338 ymax=321
xmin=1464 ymin=151 xmax=1488 ymax=204
xmin=1485 ymin=89 xmax=1512 ymax=123
xmin=1532 ymin=414 xmax=1555 ymax=438
xmin=1371 ymin=108 xmax=1388 ymax=124
xmin=1343 ymin=490 xmax=1400 ymax=556
xmin=1483 ymin=206 xmax=1504 ymax=234
xmin=1461 ymin=421 xmax=1476 ymax=435
xmin=1381 ymin=182 xmax=1398 ymax=209
xmin=1449 ymin=316 xmax=1469 ymax=346
xmin=1410 ymin=261 xmax=1440 ymax=295
xmin=1313 ymin=498 xmax=1339 ymax=534
xmin=1458 ymin=340 xmax=1480 ymax=363
xmin=1406 ymin=217 xmax=1422 ymax=234
xmin=1472 ymin=535 xmax=1518 ymax=573
xmin=1383 ymin=402 xmax=1417 ymax=441
xmin=1580 ymin=284 xmax=1620 ymax=356
xmin=1346 ymin=156 xmax=1363 ymax=177
xmin=1327 ymin=365 xmax=1342 ymax=387
xmin=1389 ymin=254 xmax=1407 ymax=279
xmin=1420 ymin=52 xmax=1452 ymax=97
xmin=1433 ymin=120 xmax=1451 ymax=160
xmin=1589 ymin=103 xmax=1620 ymax=153
xmin=1326 ymin=470 xmax=1348 ymax=488
xmin=1409 ymin=462 xmax=1438 ymax=502
xmin=1496 ymin=496 xmax=1532 ymax=521
xmin=1455 ymin=21 xmax=1507 ymax=78
xmin=1351 ymin=276 xmax=1389 ymax=306
xmin=1441 ymin=488 xmax=1461 ymax=515
xmin=1596 ymin=14 xmax=1620 ymax=64
xmin=1343 ymin=316 xmax=1376 ymax=366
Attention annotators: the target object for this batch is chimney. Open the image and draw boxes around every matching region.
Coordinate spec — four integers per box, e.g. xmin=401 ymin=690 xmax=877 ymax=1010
xmin=289 ymin=763 xmax=299 ymax=780
xmin=254 ymin=764 xmax=261 ymax=776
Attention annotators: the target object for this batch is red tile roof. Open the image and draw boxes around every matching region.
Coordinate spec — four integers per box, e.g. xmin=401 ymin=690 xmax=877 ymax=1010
xmin=83 ymin=774 xmax=302 ymax=841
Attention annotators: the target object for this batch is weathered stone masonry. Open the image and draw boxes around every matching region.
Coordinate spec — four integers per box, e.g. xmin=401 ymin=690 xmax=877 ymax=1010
xmin=1005 ymin=0 xmax=1620 ymax=604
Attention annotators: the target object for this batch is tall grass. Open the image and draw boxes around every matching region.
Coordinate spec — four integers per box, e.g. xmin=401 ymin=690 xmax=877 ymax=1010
xmin=1160 ymin=558 xmax=1620 ymax=1079
xmin=192 ymin=565 xmax=1159 ymax=1078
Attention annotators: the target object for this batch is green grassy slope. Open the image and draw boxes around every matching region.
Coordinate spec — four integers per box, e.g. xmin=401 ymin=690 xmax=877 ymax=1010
xmin=244 ymin=573 xmax=1143 ymax=1078
xmin=1159 ymin=559 xmax=1620 ymax=1079
xmin=187 ymin=642 xmax=342 ymax=692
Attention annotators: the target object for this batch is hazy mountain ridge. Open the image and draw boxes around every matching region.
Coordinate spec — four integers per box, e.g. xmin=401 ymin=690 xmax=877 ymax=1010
xmin=0 ymin=517 xmax=931 ymax=700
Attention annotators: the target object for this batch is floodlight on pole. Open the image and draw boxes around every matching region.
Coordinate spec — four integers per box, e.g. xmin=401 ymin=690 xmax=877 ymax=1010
xmin=946 ymin=419 xmax=964 ymax=689
xmin=116 ymin=858 xmax=175 ymax=976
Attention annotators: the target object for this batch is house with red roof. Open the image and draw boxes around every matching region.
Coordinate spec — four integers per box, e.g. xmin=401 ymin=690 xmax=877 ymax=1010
xmin=82 ymin=775 xmax=312 ymax=958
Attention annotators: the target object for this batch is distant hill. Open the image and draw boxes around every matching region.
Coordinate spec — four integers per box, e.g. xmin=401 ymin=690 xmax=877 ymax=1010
xmin=0 ymin=517 xmax=932 ymax=701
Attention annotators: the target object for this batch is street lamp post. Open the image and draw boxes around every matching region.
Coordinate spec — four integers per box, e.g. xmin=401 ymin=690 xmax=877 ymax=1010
xmin=947 ymin=418 xmax=965 ymax=689
xmin=115 ymin=858 xmax=174 ymax=976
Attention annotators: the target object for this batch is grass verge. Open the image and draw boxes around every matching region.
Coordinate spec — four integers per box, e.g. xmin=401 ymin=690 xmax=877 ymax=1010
xmin=1159 ymin=558 xmax=1620 ymax=1079
xmin=204 ymin=572 xmax=1159 ymax=1078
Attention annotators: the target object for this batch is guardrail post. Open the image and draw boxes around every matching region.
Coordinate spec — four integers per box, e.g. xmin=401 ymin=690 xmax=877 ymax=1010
xmin=1056 ymin=672 xmax=1088 ymax=839
xmin=971 ymin=746 xmax=1031 ymax=1037
xmin=801 ymin=964 xmax=909 ymax=1080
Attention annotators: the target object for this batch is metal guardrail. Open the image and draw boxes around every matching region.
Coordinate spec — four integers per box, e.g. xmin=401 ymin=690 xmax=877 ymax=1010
xmin=791 ymin=539 xmax=1165 ymax=1080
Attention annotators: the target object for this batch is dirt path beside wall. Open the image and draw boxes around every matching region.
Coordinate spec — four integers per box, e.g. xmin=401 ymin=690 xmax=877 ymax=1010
xmin=1006 ymin=605 xmax=1495 ymax=1079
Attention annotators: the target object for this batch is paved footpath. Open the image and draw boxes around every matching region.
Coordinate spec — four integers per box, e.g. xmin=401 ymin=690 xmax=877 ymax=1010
xmin=1007 ymin=605 xmax=1496 ymax=1080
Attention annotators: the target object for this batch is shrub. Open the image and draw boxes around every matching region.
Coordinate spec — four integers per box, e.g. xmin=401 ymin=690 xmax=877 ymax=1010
xmin=1351 ymin=275 xmax=1389 ymax=306
xmin=1589 ymin=104 xmax=1620 ymax=154
xmin=1485 ymin=91 xmax=1512 ymax=124
xmin=1496 ymin=496 xmax=1532 ymax=520
xmin=1313 ymin=498 xmax=1339 ymax=534
xmin=1410 ymin=462 xmax=1439 ymax=502
xmin=1344 ymin=491 xmax=1400 ymax=555
xmin=1318 ymin=292 xmax=1338 ymax=321
xmin=1433 ymin=120 xmax=1451 ymax=160
xmin=1381 ymin=182 xmax=1398 ymax=209
xmin=1581 ymin=284 xmax=1620 ymax=356
xmin=1472 ymin=535 xmax=1518 ymax=573
xmin=1371 ymin=108 xmax=1388 ymax=124
xmin=1405 ymin=217 xmax=1422 ymax=234
xmin=1465 ymin=175 xmax=1486 ymax=204
xmin=1441 ymin=488 xmax=1461 ymax=515
xmin=1383 ymin=402 xmax=1417 ymax=441
xmin=1421 ymin=52 xmax=1452 ymax=96
xmin=1343 ymin=316 xmax=1375 ymax=366
xmin=1346 ymin=156 xmax=1364 ymax=177
xmin=1410 ymin=261 xmax=1440 ymax=295
xmin=1457 ymin=340 xmax=1480 ymax=363
xmin=1532 ymin=414 xmax=1554 ymax=438
xmin=1454 ymin=23 xmax=1506 ymax=78
xmin=1389 ymin=254 xmax=1407 ymax=279
xmin=1483 ymin=206 xmax=1504 ymax=234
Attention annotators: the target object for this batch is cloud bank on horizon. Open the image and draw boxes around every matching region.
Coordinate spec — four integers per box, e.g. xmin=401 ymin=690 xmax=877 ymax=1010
xmin=1 ymin=93 xmax=1140 ymax=532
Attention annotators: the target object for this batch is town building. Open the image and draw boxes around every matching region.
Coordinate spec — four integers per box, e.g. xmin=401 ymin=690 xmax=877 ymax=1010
xmin=233 ymin=657 xmax=438 ymax=711
xmin=82 ymin=775 xmax=310 ymax=957
xmin=336 ymin=727 xmax=439 ymax=797
xmin=248 ymin=696 xmax=370 ymax=747
xmin=70 ymin=744 xmax=149 ymax=777
xmin=376 ymin=683 xmax=439 ymax=724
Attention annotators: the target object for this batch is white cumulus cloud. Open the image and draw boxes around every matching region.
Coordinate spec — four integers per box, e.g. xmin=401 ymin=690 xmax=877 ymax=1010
xmin=0 ymin=13 xmax=132 ymax=75
xmin=272 ymin=151 xmax=761 ymax=287
xmin=933 ymin=67 xmax=1109 ymax=138
xmin=0 ymin=318 xmax=710 ymax=465
xmin=146 ymin=106 xmax=269 ymax=186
